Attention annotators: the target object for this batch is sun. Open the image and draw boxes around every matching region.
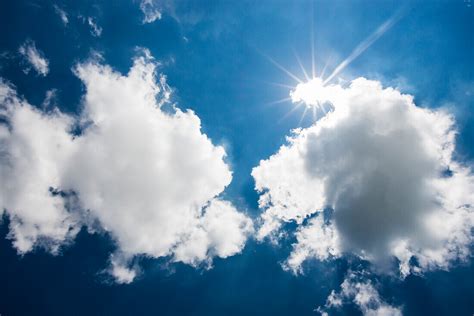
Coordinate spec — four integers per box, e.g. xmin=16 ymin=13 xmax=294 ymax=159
xmin=262 ymin=9 xmax=402 ymax=124
xmin=290 ymin=77 xmax=332 ymax=109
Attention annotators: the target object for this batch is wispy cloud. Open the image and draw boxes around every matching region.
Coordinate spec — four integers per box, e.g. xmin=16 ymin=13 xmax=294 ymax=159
xmin=87 ymin=17 xmax=102 ymax=37
xmin=18 ymin=39 xmax=49 ymax=76
xmin=140 ymin=0 xmax=162 ymax=24
xmin=53 ymin=4 xmax=68 ymax=26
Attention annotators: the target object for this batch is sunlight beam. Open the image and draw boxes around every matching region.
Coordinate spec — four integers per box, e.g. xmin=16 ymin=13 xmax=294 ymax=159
xmin=279 ymin=101 xmax=304 ymax=123
xmin=262 ymin=81 xmax=295 ymax=89
xmin=320 ymin=60 xmax=329 ymax=79
xmin=265 ymin=97 xmax=292 ymax=106
xmin=293 ymin=49 xmax=311 ymax=81
xmin=298 ymin=105 xmax=309 ymax=126
xmin=311 ymin=103 xmax=317 ymax=121
xmin=323 ymin=10 xmax=404 ymax=85
xmin=258 ymin=49 xmax=303 ymax=84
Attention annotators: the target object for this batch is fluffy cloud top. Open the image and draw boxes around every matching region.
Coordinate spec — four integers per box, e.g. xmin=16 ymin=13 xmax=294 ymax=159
xmin=318 ymin=272 xmax=402 ymax=316
xmin=252 ymin=78 xmax=474 ymax=276
xmin=18 ymin=40 xmax=49 ymax=76
xmin=0 ymin=52 xmax=252 ymax=283
xmin=0 ymin=81 xmax=78 ymax=253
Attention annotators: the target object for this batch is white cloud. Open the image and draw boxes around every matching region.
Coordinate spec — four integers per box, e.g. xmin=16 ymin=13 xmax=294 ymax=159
xmin=42 ymin=89 xmax=58 ymax=109
xmin=0 ymin=80 xmax=78 ymax=253
xmin=140 ymin=0 xmax=162 ymax=24
xmin=87 ymin=17 xmax=102 ymax=37
xmin=318 ymin=272 xmax=402 ymax=316
xmin=18 ymin=40 xmax=49 ymax=76
xmin=109 ymin=254 xmax=138 ymax=284
xmin=172 ymin=199 xmax=254 ymax=266
xmin=252 ymin=78 xmax=474 ymax=276
xmin=283 ymin=215 xmax=340 ymax=273
xmin=53 ymin=5 xmax=69 ymax=26
xmin=0 ymin=52 xmax=252 ymax=283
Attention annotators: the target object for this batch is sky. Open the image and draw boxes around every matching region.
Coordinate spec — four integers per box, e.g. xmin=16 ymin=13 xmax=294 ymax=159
xmin=0 ymin=0 xmax=473 ymax=315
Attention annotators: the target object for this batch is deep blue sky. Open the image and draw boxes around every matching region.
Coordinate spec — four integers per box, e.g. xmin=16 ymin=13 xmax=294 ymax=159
xmin=0 ymin=0 xmax=473 ymax=315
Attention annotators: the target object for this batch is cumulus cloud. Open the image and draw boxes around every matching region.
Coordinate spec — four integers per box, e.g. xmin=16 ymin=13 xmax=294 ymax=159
xmin=0 ymin=80 xmax=79 ymax=253
xmin=252 ymin=78 xmax=474 ymax=276
xmin=0 ymin=52 xmax=252 ymax=283
xmin=140 ymin=0 xmax=162 ymax=24
xmin=18 ymin=40 xmax=49 ymax=76
xmin=317 ymin=272 xmax=402 ymax=316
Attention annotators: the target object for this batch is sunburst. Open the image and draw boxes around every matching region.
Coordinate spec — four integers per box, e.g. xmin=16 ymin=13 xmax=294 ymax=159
xmin=262 ymin=7 xmax=404 ymax=125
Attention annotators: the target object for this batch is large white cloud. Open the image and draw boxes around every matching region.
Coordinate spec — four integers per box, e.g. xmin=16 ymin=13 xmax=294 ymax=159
xmin=0 ymin=52 xmax=252 ymax=283
xmin=252 ymin=78 xmax=474 ymax=276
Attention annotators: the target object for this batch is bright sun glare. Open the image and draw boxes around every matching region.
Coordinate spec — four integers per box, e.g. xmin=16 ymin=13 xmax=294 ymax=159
xmin=290 ymin=77 xmax=332 ymax=108
xmin=263 ymin=9 xmax=402 ymax=124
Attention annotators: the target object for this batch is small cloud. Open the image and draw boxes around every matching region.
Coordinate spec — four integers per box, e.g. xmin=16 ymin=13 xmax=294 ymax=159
xmin=87 ymin=17 xmax=102 ymax=37
xmin=283 ymin=215 xmax=340 ymax=274
xmin=18 ymin=39 xmax=49 ymax=76
xmin=317 ymin=272 xmax=402 ymax=316
xmin=79 ymin=15 xmax=102 ymax=37
xmin=109 ymin=255 xmax=138 ymax=284
xmin=53 ymin=5 xmax=68 ymax=26
xmin=42 ymin=89 xmax=58 ymax=110
xmin=140 ymin=0 xmax=162 ymax=24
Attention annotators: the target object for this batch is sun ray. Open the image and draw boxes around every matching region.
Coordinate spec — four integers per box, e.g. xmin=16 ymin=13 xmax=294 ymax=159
xmin=320 ymin=101 xmax=327 ymax=114
xmin=262 ymin=81 xmax=295 ymax=89
xmin=320 ymin=60 xmax=329 ymax=79
xmin=311 ymin=103 xmax=317 ymax=121
xmin=264 ymin=97 xmax=292 ymax=106
xmin=257 ymin=49 xmax=303 ymax=84
xmin=278 ymin=101 xmax=304 ymax=123
xmin=323 ymin=10 xmax=404 ymax=85
xmin=298 ymin=105 xmax=309 ymax=126
xmin=293 ymin=49 xmax=310 ymax=81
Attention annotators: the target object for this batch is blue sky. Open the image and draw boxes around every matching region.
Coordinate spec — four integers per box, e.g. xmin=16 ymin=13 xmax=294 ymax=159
xmin=0 ymin=0 xmax=473 ymax=315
